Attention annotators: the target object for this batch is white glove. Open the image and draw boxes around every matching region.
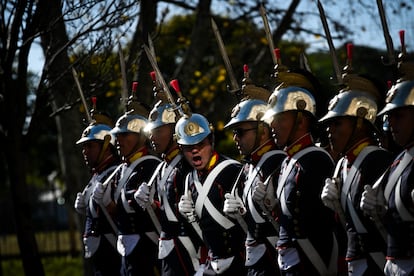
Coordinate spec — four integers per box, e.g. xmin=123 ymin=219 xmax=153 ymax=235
xmin=74 ymin=192 xmax=86 ymax=214
xmin=277 ymin=247 xmax=300 ymax=271
xmin=411 ymin=189 xmax=414 ymax=204
xmin=253 ymin=180 xmax=277 ymax=211
xmin=92 ymin=182 xmax=112 ymax=206
xmin=134 ymin=182 xmax=151 ymax=210
xmin=360 ymin=184 xmax=381 ymax=215
xmin=321 ymin=178 xmax=339 ymax=211
xmin=263 ymin=179 xmax=278 ymax=211
xmin=252 ymin=180 xmax=266 ymax=203
xmin=178 ymin=193 xmax=196 ymax=222
xmin=223 ymin=193 xmax=246 ymax=218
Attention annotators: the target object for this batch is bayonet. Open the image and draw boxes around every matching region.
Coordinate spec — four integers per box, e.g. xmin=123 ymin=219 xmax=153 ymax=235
xmin=118 ymin=42 xmax=129 ymax=112
xmin=376 ymin=0 xmax=396 ymax=65
xmin=143 ymin=43 xmax=184 ymax=117
xmin=316 ymin=0 xmax=343 ymax=85
xmin=210 ymin=18 xmax=240 ymax=92
xmin=259 ymin=4 xmax=278 ymax=66
xmin=72 ymin=67 xmax=92 ymax=123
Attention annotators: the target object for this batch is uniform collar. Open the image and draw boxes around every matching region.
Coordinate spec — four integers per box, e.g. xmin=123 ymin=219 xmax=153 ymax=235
xmin=198 ymin=151 xmax=219 ymax=177
xmin=249 ymin=139 xmax=277 ymax=164
xmin=126 ymin=146 xmax=148 ymax=164
xmin=163 ymin=146 xmax=180 ymax=163
xmin=285 ymin=133 xmax=313 ymax=157
xmin=92 ymin=154 xmax=117 ymax=174
xmin=344 ymin=138 xmax=372 ymax=164
xmin=404 ymin=141 xmax=414 ymax=150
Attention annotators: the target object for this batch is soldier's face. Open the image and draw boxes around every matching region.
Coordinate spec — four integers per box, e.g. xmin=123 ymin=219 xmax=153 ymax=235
xmin=232 ymin=122 xmax=257 ymax=156
xmin=116 ymin=132 xmax=142 ymax=157
xmin=81 ymin=141 xmax=102 ymax=169
xmin=181 ymin=138 xmax=213 ymax=171
xmin=270 ymin=112 xmax=296 ymax=147
xmin=388 ymin=107 xmax=414 ymax=147
xmin=326 ymin=117 xmax=354 ymax=154
xmin=149 ymin=124 xmax=174 ymax=155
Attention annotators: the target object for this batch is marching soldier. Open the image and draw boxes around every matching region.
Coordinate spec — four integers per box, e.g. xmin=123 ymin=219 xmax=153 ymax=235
xmin=133 ymin=78 xmax=202 ymax=275
xmin=320 ymin=46 xmax=392 ymax=274
xmin=176 ymin=112 xmax=246 ymax=275
xmin=74 ymin=105 xmax=122 ymax=275
xmin=92 ymin=95 xmax=161 ymax=275
xmin=222 ymin=66 xmax=286 ymax=275
xmin=360 ymin=33 xmax=414 ymax=275
xmin=261 ymin=67 xmax=337 ymax=275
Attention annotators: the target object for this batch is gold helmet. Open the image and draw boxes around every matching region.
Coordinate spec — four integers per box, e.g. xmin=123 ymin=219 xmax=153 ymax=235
xmin=320 ymin=74 xmax=380 ymax=125
xmin=144 ymin=102 xmax=177 ymax=132
xmin=319 ymin=90 xmax=378 ymax=124
xmin=262 ymin=85 xmax=316 ymax=125
xmin=76 ymin=124 xmax=115 ymax=145
xmin=262 ymin=48 xmax=318 ymax=125
xmin=378 ymin=80 xmax=414 ymax=116
xmin=378 ymin=30 xmax=414 ymax=116
xmin=111 ymin=111 xmax=147 ymax=135
xmin=225 ymin=64 xmax=270 ymax=129
xmin=224 ymin=99 xmax=267 ymax=129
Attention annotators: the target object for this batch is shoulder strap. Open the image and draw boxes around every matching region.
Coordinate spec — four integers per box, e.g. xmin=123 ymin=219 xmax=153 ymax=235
xmin=384 ymin=147 xmax=414 ymax=202
xmin=279 ymin=146 xmax=331 ymax=217
xmin=340 ymin=146 xmax=383 ymax=209
xmin=277 ymin=146 xmax=328 ymax=198
xmin=115 ymin=155 xmax=160 ymax=206
xmin=194 ymin=159 xmax=240 ymax=229
xmin=242 ymin=149 xmax=286 ymax=198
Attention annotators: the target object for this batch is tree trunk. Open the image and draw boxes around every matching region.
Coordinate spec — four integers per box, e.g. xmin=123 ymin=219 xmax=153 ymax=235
xmin=173 ymin=0 xmax=212 ymax=93
xmin=37 ymin=0 xmax=88 ymax=261
xmin=128 ymin=0 xmax=158 ymax=106
xmin=0 ymin=0 xmax=46 ymax=274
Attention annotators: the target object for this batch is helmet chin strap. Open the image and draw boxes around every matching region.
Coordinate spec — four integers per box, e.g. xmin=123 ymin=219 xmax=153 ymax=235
xmin=163 ymin=131 xmax=176 ymax=156
xmin=123 ymin=133 xmax=146 ymax=161
xmin=286 ymin=111 xmax=302 ymax=146
xmin=96 ymin=135 xmax=111 ymax=166
xmin=251 ymin=122 xmax=264 ymax=153
xmin=340 ymin=117 xmax=362 ymax=155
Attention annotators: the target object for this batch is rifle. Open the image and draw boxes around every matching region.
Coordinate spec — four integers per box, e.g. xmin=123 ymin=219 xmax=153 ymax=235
xmin=376 ymin=0 xmax=396 ymax=65
xmin=259 ymin=4 xmax=277 ymax=67
xmin=316 ymin=0 xmax=343 ymax=85
xmin=210 ymin=18 xmax=240 ymax=96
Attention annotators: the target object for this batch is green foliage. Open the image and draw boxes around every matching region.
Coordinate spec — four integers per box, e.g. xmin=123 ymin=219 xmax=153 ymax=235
xmin=1 ymin=256 xmax=83 ymax=276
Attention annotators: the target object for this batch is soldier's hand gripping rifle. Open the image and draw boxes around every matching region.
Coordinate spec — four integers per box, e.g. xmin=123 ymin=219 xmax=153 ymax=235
xmin=142 ymin=37 xmax=194 ymax=235
xmin=227 ymin=168 xmax=249 ymax=234
xmin=316 ymin=0 xmax=348 ymax=227
xmin=72 ymin=67 xmax=120 ymax=235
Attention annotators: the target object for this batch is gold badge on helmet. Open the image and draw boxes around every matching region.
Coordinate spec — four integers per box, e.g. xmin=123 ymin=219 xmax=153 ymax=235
xmin=162 ymin=108 xmax=176 ymax=123
xmin=296 ymin=99 xmax=307 ymax=110
xmin=184 ymin=121 xmax=204 ymax=136
xmin=127 ymin=119 xmax=146 ymax=132
xmin=356 ymin=106 xmax=368 ymax=118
